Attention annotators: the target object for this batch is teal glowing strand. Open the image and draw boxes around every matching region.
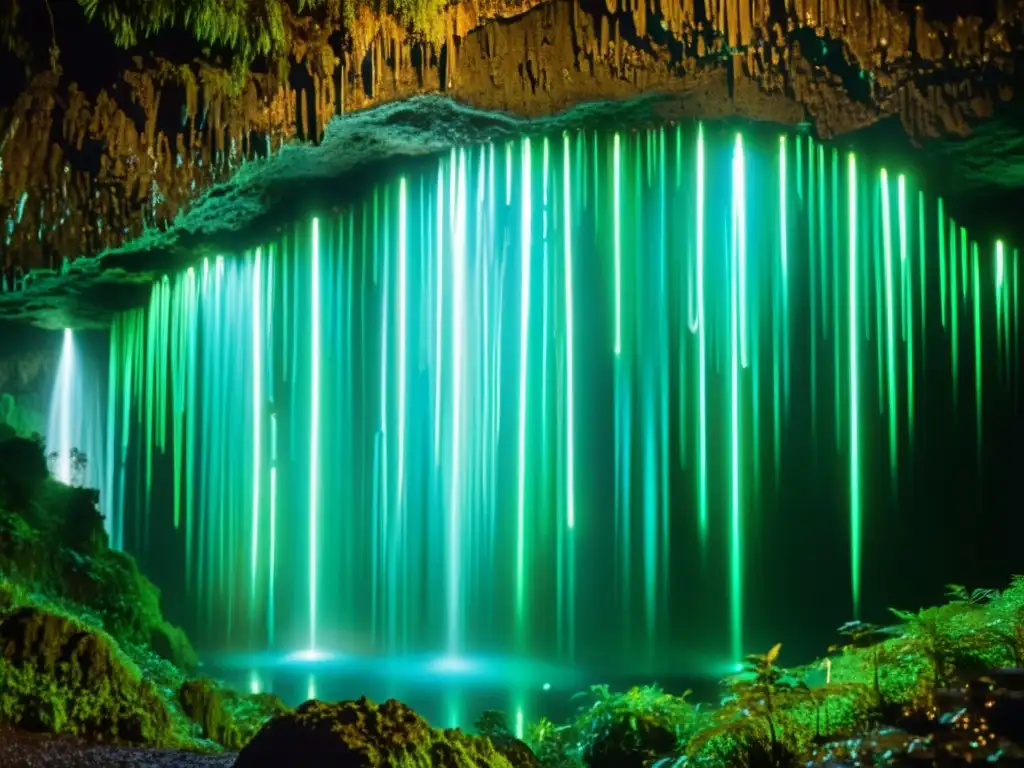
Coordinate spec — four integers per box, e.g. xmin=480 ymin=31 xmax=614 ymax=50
xmin=848 ymin=152 xmax=861 ymax=618
xmin=563 ymin=132 xmax=576 ymax=530
xmin=729 ymin=133 xmax=744 ymax=663
xmin=514 ymin=139 xmax=531 ymax=650
xmin=309 ymin=218 xmax=321 ymax=652
xmin=972 ymin=241 xmax=983 ymax=471
xmin=695 ymin=124 xmax=708 ymax=547
xmin=880 ymin=170 xmax=898 ymax=488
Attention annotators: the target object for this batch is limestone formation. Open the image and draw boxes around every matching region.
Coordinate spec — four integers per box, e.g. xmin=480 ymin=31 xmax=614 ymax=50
xmin=1 ymin=0 xmax=1022 ymax=291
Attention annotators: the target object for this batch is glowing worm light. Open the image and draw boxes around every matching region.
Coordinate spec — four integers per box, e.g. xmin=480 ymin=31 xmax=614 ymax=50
xmin=251 ymin=248 xmax=262 ymax=613
xmin=449 ymin=150 xmax=468 ymax=655
xmin=737 ymin=135 xmax=748 ymax=370
xmin=434 ymin=164 xmax=444 ymax=466
xmin=997 ymin=240 xmax=1005 ymax=289
xmin=729 ymin=133 xmax=744 ymax=663
xmin=515 ymin=138 xmax=532 ymax=643
xmin=397 ymin=178 xmax=408 ymax=507
xmin=880 ymin=170 xmax=898 ymax=487
xmin=972 ymin=242 xmax=983 ymax=468
xmin=695 ymin=124 xmax=708 ymax=546
xmin=309 ymin=217 xmax=321 ymax=652
xmin=52 ymin=328 xmax=75 ymax=485
xmin=899 ymin=176 xmax=914 ymax=443
xmin=613 ymin=132 xmax=622 ymax=355
xmin=939 ymin=199 xmax=947 ymax=328
xmin=563 ymin=133 xmax=576 ymax=530
xmin=848 ymin=152 xmax=861 ymax=617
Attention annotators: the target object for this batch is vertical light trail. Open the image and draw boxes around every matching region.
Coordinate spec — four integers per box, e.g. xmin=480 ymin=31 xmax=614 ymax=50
xmin=268 ymin=416 xmax=277 ymax=648
xmin=951 ymin=221 xmax=960 ymax=403
xmin=972 ymin=242 xmax=983 ymax=469
xmin=563 ymin=133 xmax=576 ymax=530
xmin=918 ymin=190 xmax=927 ymax=365
xmin=880 ymin=170 xmax=898 ymax=487
xmin=515 ymin=138 xmax=533 ymax=643
xmin=738 ymin=136 xmax=749 ymax=370
xmin=778 ymin=135 xmax=789 ymax=453
xmin=848 ymin=153 xmax=861 ymax=617
xmin=397 ymin=178 xmax=408 ymax=506
xmin=899 ymin=176 xmax=914 ymax=443
xmin=613 ymin=133 xmax=622 ymax=355
xmin=448 ymin=151 xmax=467 ymax=655
xmin=251 ymin=248 xmax=262 ymax=612
xmin=309 ymin=217 xmax=321 ymax=651
xmin=56 ymin=329 xmax=74 ymax=485
xmin=434 ymin=165 xmax=444 ymax=466
xmin=997 ymin=241 xmax=1005 ymax=381
xmin=695 ymin=124 xmax=708 ymax=546
xmin=939 ymin=199 xmax=947 ymax=328
xmin=729 ymin=133 xmax=744 ymax=663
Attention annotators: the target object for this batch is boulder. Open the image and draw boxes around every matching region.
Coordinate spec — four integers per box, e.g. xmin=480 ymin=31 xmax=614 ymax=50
xmin=0 ymin=606 xmax=172 ymax=744
xmin=234 ymin=697 xmax=526 ymax=768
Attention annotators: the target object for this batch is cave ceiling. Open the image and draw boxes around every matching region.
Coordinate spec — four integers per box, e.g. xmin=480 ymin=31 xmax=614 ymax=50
xmin=1 ymin=0 xmax=1024 ymax=329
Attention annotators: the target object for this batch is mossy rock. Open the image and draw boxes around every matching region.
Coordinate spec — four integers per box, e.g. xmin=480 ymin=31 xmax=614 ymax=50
xmin=234 ymin=697 xmax=523 ymax=767
xmin=0 ymin=606 xmax=172 ymax=744
xmin=178 ymin=678 xmax=286 ymax=750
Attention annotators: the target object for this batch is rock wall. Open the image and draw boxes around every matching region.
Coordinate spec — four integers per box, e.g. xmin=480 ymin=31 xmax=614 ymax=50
xmin=0 ymin=344 xmax=57 ymax=440
xmin=0 ymin=0 xmax=1022 ymax=286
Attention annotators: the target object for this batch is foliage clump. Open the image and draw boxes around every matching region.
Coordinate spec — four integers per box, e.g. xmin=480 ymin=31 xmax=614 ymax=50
xmin=0 ymin=603 xmax=173 ymax=743
xmin=0 ymin=435 xmax=197 ymax=672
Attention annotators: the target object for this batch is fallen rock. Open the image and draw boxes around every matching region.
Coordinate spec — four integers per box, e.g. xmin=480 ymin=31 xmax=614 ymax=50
xmin=233 ymin=697 xmax=529 ymax=768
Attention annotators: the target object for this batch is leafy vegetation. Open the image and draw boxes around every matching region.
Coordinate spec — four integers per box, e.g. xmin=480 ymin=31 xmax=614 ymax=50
xmin=504 ymin=578 xmax=1024 ymax=767
xmin=0 ymin=433 xmax=282 ymax=749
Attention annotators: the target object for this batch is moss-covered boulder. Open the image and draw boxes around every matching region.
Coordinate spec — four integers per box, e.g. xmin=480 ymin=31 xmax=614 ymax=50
xmin=234 ymin=697 xmax=524 ymax=768
xmin=0 ymin=438 xmax=198 ymax=672
xmin=178 ymin=678 xmax=287 ymax=750
xmin=0 ymin=606 xmax=172 ymax=744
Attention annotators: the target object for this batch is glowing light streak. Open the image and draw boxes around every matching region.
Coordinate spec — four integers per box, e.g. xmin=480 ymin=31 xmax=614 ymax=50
xmin=696 ymin=124 xmax=708 ymax=545
xmin=972 ymin=242 xmax=983 ymax=469
xmin=251 ymin=248 xmax=262 ymax=612
xmin=563 ymin=133 xmax=576 ymax=530
xmin=880 ymin=170 xmax=898 ymax=486
xmin=848 ymin=153 xmax=861 ymax=617
xmin=435 ymin=164 xmax=444 ymax=466
xmin=397 ymin=178 xmax=408 ymax=507
xmin=309 ymin=218 xmax=321 ymax=651
xmin=515 ymin=139 xmax=532 ymax=642
xmin=449 ymin=149 xmax=468 ymax=655
xmin=613 ymin=133 xmax=622 ymax=355
xmin=729 ymin=133 xmax=744 ymax=663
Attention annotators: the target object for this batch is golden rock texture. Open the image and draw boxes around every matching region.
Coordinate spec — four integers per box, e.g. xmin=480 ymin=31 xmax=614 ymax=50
xmin=1 ymin=0 xmax=1022 ymax=281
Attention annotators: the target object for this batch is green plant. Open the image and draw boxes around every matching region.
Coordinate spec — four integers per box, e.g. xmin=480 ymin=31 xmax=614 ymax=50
xmin=829 ymin=620 xmax=891 ymax=700
xmin=570 ymin=684 xmax=701 ymax=768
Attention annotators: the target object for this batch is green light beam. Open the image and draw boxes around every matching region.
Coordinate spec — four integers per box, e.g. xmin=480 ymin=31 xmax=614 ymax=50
xmin=563 ymin=132 xmax=576 ymax=530
xmin=848 ymin=152 xmax=861 ymax=618
xmin=309 ymin=218 xmax=321 ymax=652
xmin=251 ymin=248 xmax=262 ymax=616
xmin=880 ymin=170 xmax=898 ymax=488
xmin=515 ymin=138 xmax=532 ymax=648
